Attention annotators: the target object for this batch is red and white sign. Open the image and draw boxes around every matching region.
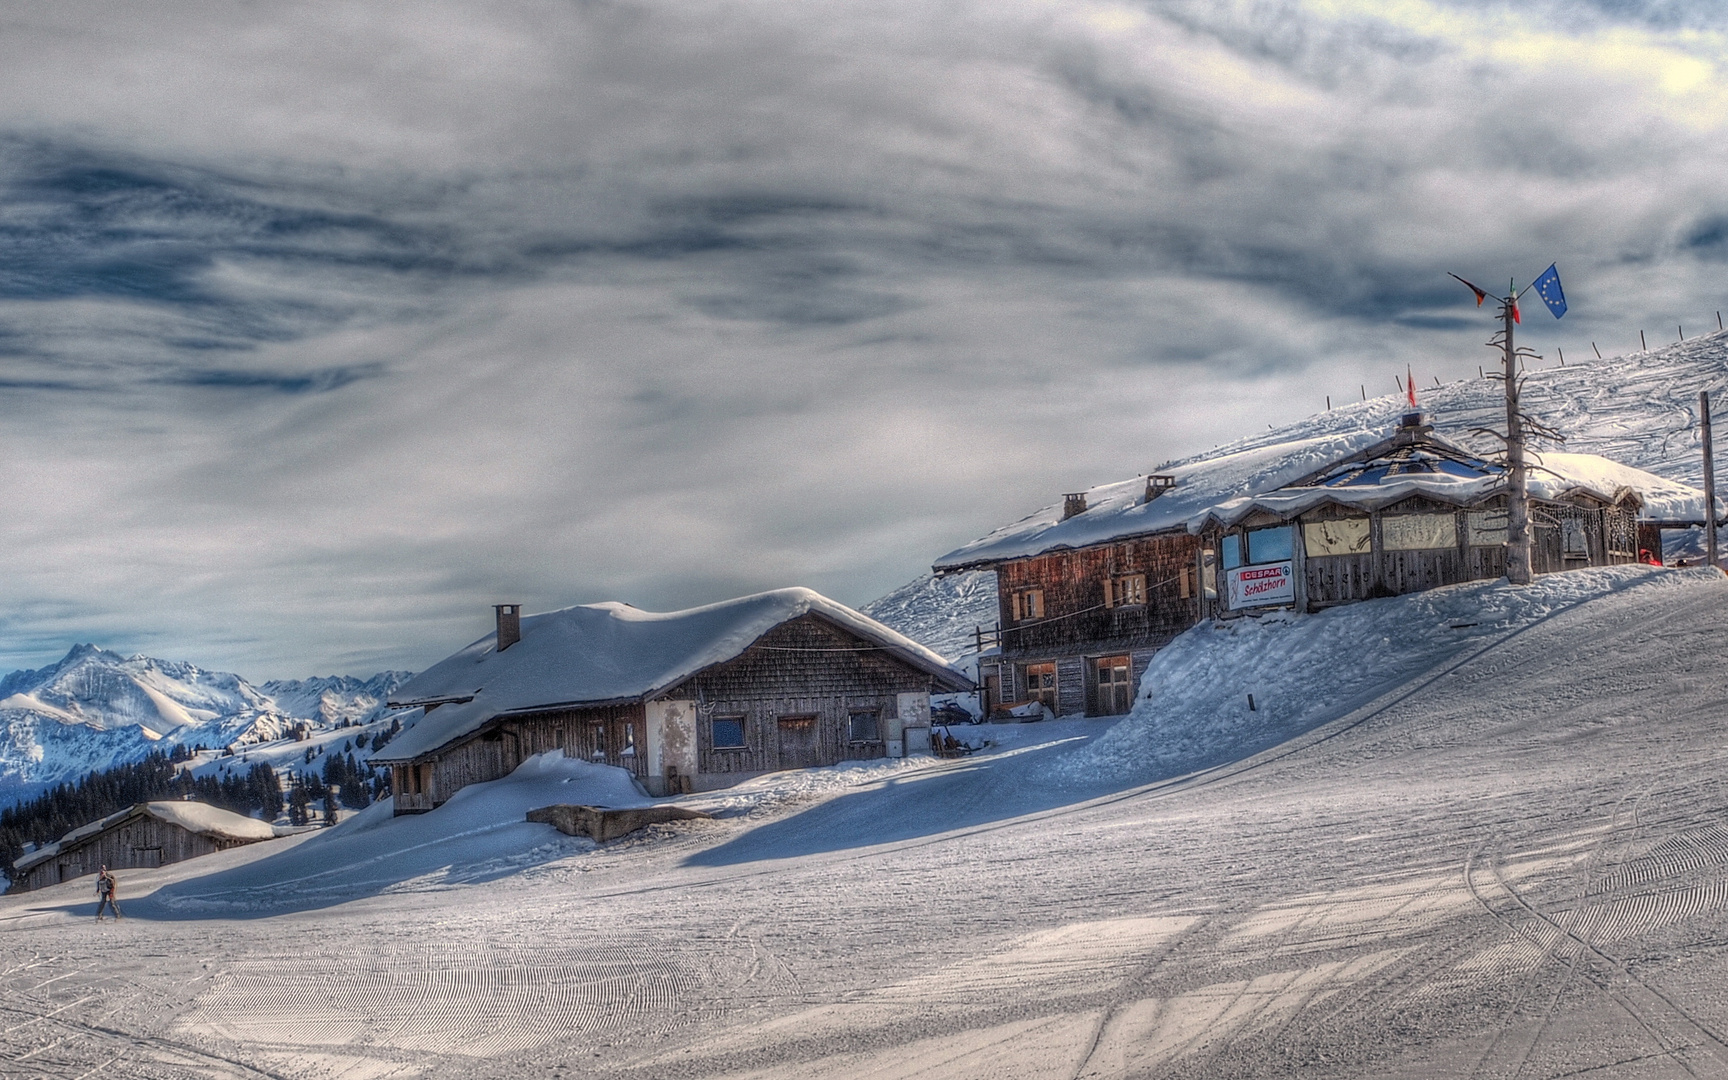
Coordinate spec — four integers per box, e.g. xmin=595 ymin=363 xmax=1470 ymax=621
xmin=1227 ymin=562 xmax=1294 ymax=608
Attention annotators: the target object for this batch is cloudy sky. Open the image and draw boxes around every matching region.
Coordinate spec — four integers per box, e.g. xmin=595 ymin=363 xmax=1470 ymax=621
xmin=2 ymin=0 xmax=1726 ymax=678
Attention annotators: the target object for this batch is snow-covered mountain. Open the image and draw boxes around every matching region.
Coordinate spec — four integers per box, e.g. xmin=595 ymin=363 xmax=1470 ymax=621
xmin=259 ymin=673 xmax=414 ymax=729
xmin=0 ymin=647 xmax=412 ymax=806
xmin=865 ymin=330 xmax=1728 ymax=653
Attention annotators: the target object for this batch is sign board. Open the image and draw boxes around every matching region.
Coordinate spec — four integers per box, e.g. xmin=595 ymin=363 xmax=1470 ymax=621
xmin=1227 ymin=562 xmax=1294 ymax=608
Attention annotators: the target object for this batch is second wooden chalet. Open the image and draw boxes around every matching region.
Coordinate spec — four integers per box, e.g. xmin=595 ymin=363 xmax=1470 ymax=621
xmin=8 ymin=800 xmax=278 ymax=893
xmin=376 ymin=588 xmax=972 ymax=811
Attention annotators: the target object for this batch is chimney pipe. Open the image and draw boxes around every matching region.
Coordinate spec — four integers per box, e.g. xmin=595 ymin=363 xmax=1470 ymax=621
xmin=1062 ymin=492 xmax=1089 ymax=520
xmin=495 ymin=604 xmax=521 ymax=651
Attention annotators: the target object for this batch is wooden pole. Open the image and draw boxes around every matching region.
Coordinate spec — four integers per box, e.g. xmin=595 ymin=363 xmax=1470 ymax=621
xmin=1704 ymin=391 xmax=1719 ymax=570
xmin=1641 ymin=330 xmax=1647 ymax=351
xmin=1593 ymin=342 xmax=1602 ymax=360
xmin=1504 ymin=291 xmax=1532 ymax=585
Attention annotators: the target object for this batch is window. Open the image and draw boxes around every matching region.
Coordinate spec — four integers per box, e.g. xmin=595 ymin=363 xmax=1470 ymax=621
xmin=622 ymin=723 xmax=636 ymax=757
xmin=848 ymin=710 xmax=880 ymax=742
xmin=1221 ymin=537 xmax=1243 ymax=570
xmin=1382 ymin=514 xmax=1458 ymax=551
xmin=1302 ymin=517 xmax=1371 ymax=557
xmin=1024 ymin=662 xmax=1057 ymax=710
xmin=711 ymin=715 xmax=747 ymax=749
xmin=1105 ymin=574 xmax=1146 ymax=607
xmin=1467 ymin=509 xmax=1508 ymax=546
xmin=1200 ymin=549 xmax=1217 ymax=600
xmin=1095 ymin=656 xmax=1133 ymax=716
xmin=1245 ymin=525 xmax=1293 ymax=565
xmin=1563 ymin=517 xmax=1589 ymax=558
xmin=587 ymin=722 xmax=607 ymax=761
xmin=1013 ymin=589 xmax=1045 ymax=622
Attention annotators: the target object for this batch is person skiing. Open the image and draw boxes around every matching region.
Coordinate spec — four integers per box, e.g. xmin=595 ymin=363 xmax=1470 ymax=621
xmin=94 ymin=866 xmax=122 ymax=921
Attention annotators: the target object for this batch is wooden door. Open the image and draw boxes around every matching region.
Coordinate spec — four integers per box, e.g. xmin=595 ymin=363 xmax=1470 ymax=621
xmin=777 ymin=716 xmax=820 ymax=770
xmin=1095 ymin=656 xmax=1133 ymax=716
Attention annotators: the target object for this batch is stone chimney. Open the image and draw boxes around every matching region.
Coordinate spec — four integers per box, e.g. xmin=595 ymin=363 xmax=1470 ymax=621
xmin=495 ymin=604 xmax=521 ymax=652
xmin=1144 ymin=474 xmax=1176 ymax=504
xmin=1062 ymin=492 xmax=1089 ymax=521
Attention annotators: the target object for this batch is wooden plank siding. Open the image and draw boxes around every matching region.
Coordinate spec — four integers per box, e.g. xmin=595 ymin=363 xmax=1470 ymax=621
xmin=994 ymin=533 xmax=1203 ymax=658
xmin=396 ymin=614 xmax=952 ymax=809
xmin=15 ymin=811 xmax=259 ymax=892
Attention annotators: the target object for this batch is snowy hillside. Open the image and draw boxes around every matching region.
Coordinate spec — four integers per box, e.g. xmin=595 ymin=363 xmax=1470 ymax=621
xmin=1061 ymin=563 xmax=1713 ymax=785
xmin=0 ymin=647 xmax=413 ymax=806
xmin=11 ymin=569 xmax=1728 ymax=1077
xmin=859 ymin=570 xmax=998 ymax=662
xmin=867 ymin=331 xmax=1728 ymax=648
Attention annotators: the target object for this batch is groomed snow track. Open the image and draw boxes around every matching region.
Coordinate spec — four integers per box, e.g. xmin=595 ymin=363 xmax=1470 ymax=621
xmin=10 ymin=570 xmax=1728 ymax=1078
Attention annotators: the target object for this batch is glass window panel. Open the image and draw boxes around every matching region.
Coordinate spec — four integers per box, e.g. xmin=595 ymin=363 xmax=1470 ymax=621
xmin=1221 ymin=536 xmax=1243 ymax=570
xmin=711 ymin=717 xmax=746 ymax=749
xmin=1246 ymin=525 xmax=1293 ymax=564
xmin=1382 ymin=513 xmax=1458 ymax=551
xmin=1563 ymin=518 xmax=1589 ymax=556
xmin=1302 ymin=518 xmax=1371 ymax=556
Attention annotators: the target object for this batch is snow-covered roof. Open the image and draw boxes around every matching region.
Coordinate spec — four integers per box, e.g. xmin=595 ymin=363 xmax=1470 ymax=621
xmin=935 ymin=423 xmax=1714 ymax=572
xmin=377 ymin=588 xmax=972 ymax=764
xmin=933 ymin=429 xmax=1391 ymax=571
xmin=14 ymin=801 xmax=278 ymax=874
xmin=1196 ymin=441 xmax=1710 ymax=529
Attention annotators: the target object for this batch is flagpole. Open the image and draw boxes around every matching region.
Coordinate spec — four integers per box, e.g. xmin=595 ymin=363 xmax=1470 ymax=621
xmin=1502 ymin=287 xmax=1533 ymax=585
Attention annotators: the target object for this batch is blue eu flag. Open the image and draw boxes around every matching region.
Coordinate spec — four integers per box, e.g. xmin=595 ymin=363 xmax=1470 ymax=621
xmin=1533 ymin=263 xmax=1567 ymax=319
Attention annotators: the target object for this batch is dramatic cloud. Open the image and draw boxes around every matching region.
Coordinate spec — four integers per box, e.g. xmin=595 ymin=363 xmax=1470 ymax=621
xmin=1 ymin=0 xmax=1726 ymax=676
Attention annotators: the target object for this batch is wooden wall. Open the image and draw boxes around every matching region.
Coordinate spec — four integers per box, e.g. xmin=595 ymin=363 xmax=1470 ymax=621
xmin=15 ymin=810 xmax=260 ymax=893
xmin=422 ymin=702 xmax=646 ymax=809
xmin=994 ymin=532 xmax=1203 ymax=658
xmin=673 ymin=614 xmax=942 ymax=777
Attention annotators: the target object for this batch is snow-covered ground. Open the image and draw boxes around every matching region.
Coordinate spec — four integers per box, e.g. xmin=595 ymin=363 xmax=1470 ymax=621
xmin=9 ymin=566 xmax=1728 ymax=1078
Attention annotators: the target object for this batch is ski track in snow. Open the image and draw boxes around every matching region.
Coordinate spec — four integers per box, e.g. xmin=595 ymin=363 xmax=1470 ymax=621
xmin=9 ymin=570 xmax=1728 ymax=1077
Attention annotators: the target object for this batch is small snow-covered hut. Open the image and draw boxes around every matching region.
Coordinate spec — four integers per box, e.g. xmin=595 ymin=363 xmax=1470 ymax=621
xmin=8 ymin=801 xmax=278 ymax=893
xmin=1194 ymin=412 xmax=1711 ymax=614
xmin=375 ymin=588 xmax=972 ymax=812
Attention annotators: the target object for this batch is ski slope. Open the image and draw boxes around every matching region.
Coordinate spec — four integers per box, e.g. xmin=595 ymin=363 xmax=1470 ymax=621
xmin=6 ymin=566 xmax=1728 ymax=1078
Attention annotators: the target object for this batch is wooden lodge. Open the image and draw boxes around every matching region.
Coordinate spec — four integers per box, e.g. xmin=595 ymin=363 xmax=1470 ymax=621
xmin=931 ymin=430 xmax=1394 ymax=718
xmin=8 ymin=800 xmax=278 ymax=893
xmin=1197 ymin=414 xmax=1709 ymax=616
xmin=934 ymin=414 xmax=1710 ymax=717
xmin=375 ymin=589 xmax=972 ymax=812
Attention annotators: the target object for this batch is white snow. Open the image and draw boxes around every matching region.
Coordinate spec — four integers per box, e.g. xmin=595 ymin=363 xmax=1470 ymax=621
xmin=10 ymin=568 xmax=1728 ymax=1078
xmin=142 ymin=800 xmax=279 ymax=841
xmin=932 ymin=429 xmax=1388 ymax=570
xmin=1061 ymin=563 xmax=1716 ymax=785
xmin=1199 ymin=445 xmax=1708 ymax=529
xmin=381 ymin=587 xmax=970 ymax=763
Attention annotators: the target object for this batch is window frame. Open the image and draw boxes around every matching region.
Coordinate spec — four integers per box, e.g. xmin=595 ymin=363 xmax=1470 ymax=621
xmin=1013 ymin=589 xmax=1045 ymax=622
xmin=709 ymin=714 xmax=748 ymax=750
xmin=847 ymin=709 xmax=881 ymax=744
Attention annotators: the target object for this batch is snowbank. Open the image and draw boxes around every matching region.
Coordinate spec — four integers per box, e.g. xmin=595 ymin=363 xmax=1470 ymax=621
xmin=1060 ymin=565 xmax=1719 ymax=784
xmin=150 ymin=751 xmax=649 ymax=912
